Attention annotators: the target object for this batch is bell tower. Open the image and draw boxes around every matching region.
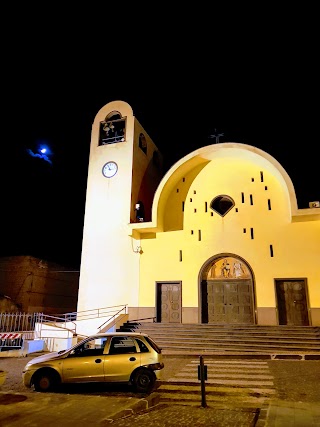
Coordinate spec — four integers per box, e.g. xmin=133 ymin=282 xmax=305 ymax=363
xmin=77 ymin=100 xmax=163 ymax=313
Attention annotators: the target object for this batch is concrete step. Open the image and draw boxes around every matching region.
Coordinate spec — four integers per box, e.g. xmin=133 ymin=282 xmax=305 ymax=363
xmin=124 ymin=324 xmax=319 ymax=336
xmin=150 ymin=338 xmax=320 ymax=348
xmin=119 ymin=323 xmax=320 ymax=355
xmin=125 ymin=323 xmax=319 ymax=334
xmin=132 ymin=332 xmax=320 ymax=342
xmin=158 ymin=343 xmax=320 ymax=352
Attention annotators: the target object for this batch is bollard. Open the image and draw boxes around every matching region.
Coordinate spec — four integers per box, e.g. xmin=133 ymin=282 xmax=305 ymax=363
xmin=198 ymin=355 xmax=207 ymax=407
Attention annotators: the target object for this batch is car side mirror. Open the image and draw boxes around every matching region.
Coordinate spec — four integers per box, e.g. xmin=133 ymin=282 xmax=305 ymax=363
xmin=70 ymin=347 xmax=82 ymax=357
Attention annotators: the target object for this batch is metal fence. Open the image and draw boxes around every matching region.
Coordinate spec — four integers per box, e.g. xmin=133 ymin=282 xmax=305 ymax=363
xmin=0 ymin=312 xmax=42 ymax=351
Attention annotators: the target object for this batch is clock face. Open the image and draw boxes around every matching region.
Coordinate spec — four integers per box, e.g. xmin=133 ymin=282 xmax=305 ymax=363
xmin=102 ymin=161 xmax=118 ymax=178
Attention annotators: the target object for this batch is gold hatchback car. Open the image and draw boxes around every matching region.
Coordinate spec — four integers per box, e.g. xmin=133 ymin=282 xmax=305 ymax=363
xmin=22 ymin=332 xmax=164 ymax=393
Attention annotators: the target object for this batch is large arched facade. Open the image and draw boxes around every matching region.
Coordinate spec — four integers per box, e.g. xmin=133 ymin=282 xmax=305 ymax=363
xmin=131 ymin=142 xmax=319 ymax=326
xmin=78 ymin=101 xmax=320 ymax=328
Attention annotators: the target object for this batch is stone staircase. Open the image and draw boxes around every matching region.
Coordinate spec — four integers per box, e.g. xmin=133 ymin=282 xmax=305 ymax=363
xmin=118 ymin=322 xmax=320 ymax=359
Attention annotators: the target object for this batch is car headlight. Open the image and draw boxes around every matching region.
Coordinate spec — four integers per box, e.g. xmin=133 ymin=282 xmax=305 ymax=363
xmin=23 ymin=362 xmax=34 ymax=369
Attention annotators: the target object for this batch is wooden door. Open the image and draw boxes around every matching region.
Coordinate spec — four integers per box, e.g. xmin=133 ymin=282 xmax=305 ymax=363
xmin=276 ymin=280 xmax=309 ymax=326
xmin=204 ymin=280 xmax=254 ymax=324
xmin=157 ymin=282 xmax=181 ymax=323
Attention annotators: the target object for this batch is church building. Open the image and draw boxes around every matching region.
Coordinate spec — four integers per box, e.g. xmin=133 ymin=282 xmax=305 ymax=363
xmin=77 ymin=100 xmax=320 ymax=326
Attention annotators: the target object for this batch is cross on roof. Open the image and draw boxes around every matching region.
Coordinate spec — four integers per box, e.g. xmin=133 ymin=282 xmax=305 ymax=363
xmin=209 ymin=129 xmax=224 ymax=143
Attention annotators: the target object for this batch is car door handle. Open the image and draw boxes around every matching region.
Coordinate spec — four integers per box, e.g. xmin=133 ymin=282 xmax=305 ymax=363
xmin=129 ymin=357 xmax=136 ymax=361
xmin=95 ymin=359 xmax=102 ymax=363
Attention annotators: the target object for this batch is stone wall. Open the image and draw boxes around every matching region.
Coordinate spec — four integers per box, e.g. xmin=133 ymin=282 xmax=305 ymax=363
xmin=0 ymin=256 xmax=79 ymax=315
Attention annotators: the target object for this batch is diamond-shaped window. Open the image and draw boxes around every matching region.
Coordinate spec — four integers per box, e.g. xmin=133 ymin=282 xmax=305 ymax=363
xmin=210 ymin=195 xmax=234 ymax=217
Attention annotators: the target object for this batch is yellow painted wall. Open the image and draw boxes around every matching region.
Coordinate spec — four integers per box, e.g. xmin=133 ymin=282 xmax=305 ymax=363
xmin=136 ymin=144 xmax=320 ymax=321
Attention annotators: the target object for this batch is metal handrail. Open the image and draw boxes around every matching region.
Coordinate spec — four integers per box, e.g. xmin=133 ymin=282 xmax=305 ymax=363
xmin=0 ymin=305 xmax=129 ymax=350
xmin=125 ymin=317 xmax=156 ymax=323
xmin=97 ymin=306 xmax=128 ymax=331
xmin=53 ymin=304 xmax=128 ymax=322
xmin=37 ymin=313 xmax=77 ymax=336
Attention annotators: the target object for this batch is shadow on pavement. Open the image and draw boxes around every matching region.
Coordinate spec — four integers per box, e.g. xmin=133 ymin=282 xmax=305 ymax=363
xmin=48 ymin=381 xmax=151 ymax=399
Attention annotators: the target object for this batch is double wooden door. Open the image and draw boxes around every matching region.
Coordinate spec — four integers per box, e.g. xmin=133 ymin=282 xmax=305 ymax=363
xmin=202 ymin=279 xmax=254 ymax=324
xmin=276 ymin=280 xmax=309 ymax=325
xmin=157 ymin=282 xmax=181 ymax=323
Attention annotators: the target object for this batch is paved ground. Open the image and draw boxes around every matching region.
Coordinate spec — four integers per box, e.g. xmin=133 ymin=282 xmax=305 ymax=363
xmin=1 ymin=354 xmax=320 ymax=426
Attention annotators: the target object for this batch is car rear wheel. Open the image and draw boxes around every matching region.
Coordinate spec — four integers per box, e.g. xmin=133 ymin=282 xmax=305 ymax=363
xmin=33 ymin=370 xmax=59 ymax=392
xmin=132 ymin=368 xmax=156 ymax=393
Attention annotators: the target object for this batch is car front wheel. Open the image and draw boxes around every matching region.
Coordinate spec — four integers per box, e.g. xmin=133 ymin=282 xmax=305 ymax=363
xmin=33 ymin=370 xmax=59 ymax=392
xmin=132 ymin=368 xmax=156 ymax=393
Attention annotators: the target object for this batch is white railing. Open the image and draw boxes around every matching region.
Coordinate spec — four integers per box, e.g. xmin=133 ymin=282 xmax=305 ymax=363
xmin=0 ymin=305 xmax=128 ymax=353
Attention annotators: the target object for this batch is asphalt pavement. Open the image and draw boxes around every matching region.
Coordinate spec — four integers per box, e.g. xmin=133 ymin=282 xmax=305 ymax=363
xmin=0 ymin=354 xmax=320 ymax=426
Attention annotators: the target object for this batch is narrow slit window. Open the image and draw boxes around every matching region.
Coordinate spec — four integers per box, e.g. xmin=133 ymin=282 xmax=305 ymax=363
xmin=251 ymin=178 xmax=254 ymax=182
xmin=182 ymin=201 xmax=184 ymax=212
xmin=265 ymin=186 xmax=268 ymax=191
xmin=250 ymin=228 xmax=254 ymax=239
xmin=179 ymin=250 xmax=182 ymax=262
xmin=270 ymin=245 xmax=274 ymax=257
xmin=198 ymin=230 xmax=201 ymax=241
xmin=235 ymin=208 xmax=238 ymax=212
xmin=190 ymin=198 xmax=192 ymax=202
xmin=194 ymin=190 xmax=196 ymax=194
xmin=194 ymin=208 xmax=197 ymax=213
xmin=250 ymin=195 xmax=253 ymax=205
xmin=241 ymin=192 xmax=245 ymax=203
xmin=183 ymin=178 xmax=185 ymax=182
xmin=260 ymin=171 xmax=264 ymax=182
xmin=268 ymin=199 xmax=271 ymax=210
xmin=243 ymin=228 xmax=246 ymax=233
xmin=138 ymin=133 xmax=147 ymax=154
xmin=176 ymin=188 xmax=179 ymax=193
xmin=191 ymin=230 xmax=194 ymax=235
xmin=205 ymin=202 xmax=207 ymax=212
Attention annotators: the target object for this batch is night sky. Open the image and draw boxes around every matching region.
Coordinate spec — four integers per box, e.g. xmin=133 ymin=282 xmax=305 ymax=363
xmin=1 ymin=11 xmax=318 ymax=268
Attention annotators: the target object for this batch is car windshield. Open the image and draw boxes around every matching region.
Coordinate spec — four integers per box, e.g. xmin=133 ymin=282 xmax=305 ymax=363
xmin=57 ymin=336 xmax=105 ymax=355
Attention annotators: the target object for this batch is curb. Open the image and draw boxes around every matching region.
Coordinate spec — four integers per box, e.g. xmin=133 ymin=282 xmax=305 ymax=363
xmin=162 ymin=352 xmax=320 ymax=360
xmin=254 ymin=403 xmax=270 ymax=427
xmin=101 ymin=392 xmax=161 ymax=424
xmin=2 ymin=350 xmax=320 ymax=360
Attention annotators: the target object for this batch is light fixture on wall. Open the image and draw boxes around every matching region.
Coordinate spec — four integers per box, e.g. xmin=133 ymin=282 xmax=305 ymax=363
xmin=309 ymin=201 xmax=320 ymax=208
